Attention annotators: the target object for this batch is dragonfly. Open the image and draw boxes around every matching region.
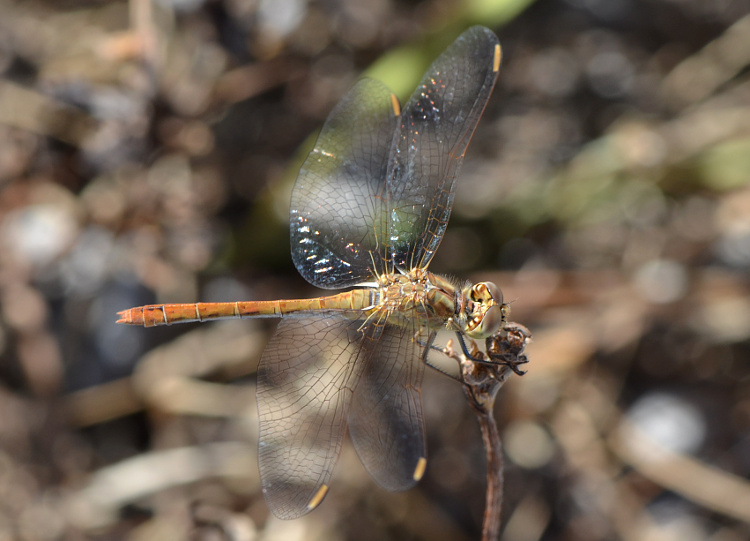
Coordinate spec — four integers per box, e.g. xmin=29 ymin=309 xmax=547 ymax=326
xmin=118 ymin=26 xmax=507 ymax=519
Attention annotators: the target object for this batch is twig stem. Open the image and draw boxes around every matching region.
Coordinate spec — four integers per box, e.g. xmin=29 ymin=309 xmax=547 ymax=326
xmin=477 ymin=407 xmax=503 ymax=541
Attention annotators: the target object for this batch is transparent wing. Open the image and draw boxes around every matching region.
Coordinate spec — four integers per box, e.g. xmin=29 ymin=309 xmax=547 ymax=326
xmin=387 ymin=26 xmax=500 ymax=271
xmin=290 ymin=78 xmax=399 ymax=289
xmin=257 ymin=314 xmax=367 ymax=519
xmin=257 ymin=309 xmax=432 ymax=517
xmin=347 ymin=314 xmax=429 ymax=491
xmin=290 ymin=27 xmax=500 ymax=287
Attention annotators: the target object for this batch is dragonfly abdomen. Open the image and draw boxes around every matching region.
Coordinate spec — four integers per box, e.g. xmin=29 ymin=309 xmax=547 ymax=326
xmin=116 ymin=289 xmax=378 ymax=327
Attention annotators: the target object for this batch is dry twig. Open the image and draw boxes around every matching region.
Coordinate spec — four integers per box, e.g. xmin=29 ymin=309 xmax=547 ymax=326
xmin=438 ymin=323 xmax=532 ymax=541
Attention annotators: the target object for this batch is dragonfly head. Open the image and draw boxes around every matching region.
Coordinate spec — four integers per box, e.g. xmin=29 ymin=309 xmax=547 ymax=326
xmin=463 ymin=281 xmax=508 ymax=339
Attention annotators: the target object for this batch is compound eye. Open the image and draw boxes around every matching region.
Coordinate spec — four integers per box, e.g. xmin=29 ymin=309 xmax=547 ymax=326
xmin=469 ymin=283 xmax=485 ymax=301
xmin=471 ymin=282 xmax=502 ymax=305
xmin=465 ymin=304 xmax=505 ymax=339
xmin=485 ymin=282 xmax=502 ymax=305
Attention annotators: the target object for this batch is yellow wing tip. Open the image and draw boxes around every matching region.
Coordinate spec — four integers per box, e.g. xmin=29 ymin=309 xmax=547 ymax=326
xmin=413 ymin=457 xmax=427 ymax=481
xmin=493 ymin=44 xmax=502 ymax=73
xmin=390 ymin=93 xmax=401 ymax=116
xmin=307 ymin=484 xmax=329 ymax=511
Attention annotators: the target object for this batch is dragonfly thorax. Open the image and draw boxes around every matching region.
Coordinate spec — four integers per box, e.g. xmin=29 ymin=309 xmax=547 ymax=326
xmin=372 ymin=271 xmax=508 ymax=340
xmin=374 ymin=270 xmax=458 ymax=327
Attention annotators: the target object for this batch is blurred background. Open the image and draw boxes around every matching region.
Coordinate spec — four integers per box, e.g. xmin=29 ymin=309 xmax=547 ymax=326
xmin=1 ymin=0 xmax=750 ymax=539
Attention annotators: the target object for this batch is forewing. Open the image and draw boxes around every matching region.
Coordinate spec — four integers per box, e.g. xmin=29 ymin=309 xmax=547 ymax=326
xmin=347 ymin=313 xmax=428 ymax=491
xmin=291 ymin=78 xmax=399 ymax=289
xmin=257 ymin=314 xmax=366 ymax=519
xmin=387 ymin=26 xmax=500 ymax=271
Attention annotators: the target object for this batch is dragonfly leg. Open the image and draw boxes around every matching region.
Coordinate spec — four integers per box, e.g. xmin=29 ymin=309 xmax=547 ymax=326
xmin=415 ymin=331 xmax=463 ymax=382
xmin=455 ymin=332 xmax=484 ymax=362
xmin=491 ymin=353 xmax=529 ymax=376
